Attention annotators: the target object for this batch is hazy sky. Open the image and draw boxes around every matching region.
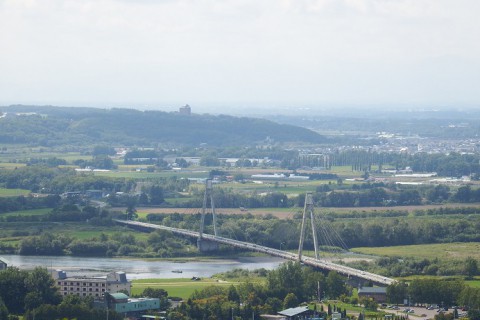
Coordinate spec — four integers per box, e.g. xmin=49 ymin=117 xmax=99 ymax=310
xmin=1 ymin=0 xmax=479 ymax=112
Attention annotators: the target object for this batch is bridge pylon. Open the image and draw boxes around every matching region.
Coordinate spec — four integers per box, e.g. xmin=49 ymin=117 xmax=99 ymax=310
xmin=298 ymin=192 xmax=319 ymax=261
xmin=197 ymin=179 xmax=219 ymax=252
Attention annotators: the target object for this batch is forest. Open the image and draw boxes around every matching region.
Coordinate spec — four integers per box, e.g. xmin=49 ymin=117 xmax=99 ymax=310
xmin=0 ymin=106 xmax=322 ymax=147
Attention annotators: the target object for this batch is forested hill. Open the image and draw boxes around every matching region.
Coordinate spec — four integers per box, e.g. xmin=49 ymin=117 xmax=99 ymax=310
xmin=0 ymin=105 xmax=323 ymax=147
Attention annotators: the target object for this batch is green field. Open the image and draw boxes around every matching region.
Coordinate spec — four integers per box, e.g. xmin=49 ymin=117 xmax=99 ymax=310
xmin=1 ymin=208 xmax=51 ymax=217
xmin=93 ymin=170 xmax=208 ymax=179
xmin=0 ymin=188 xmax=31 ymax=197
xmin=0 ymin=162 xmax=27 ymax=169
xmin=131 ymin=278 xmax=240 ymax=299
xmin=222 ymin=180 xmax=321 ymax=194
xmin=351 ymin=242 xmax=480 ymax=261
xmin=0 ymin=222 xmax=151 ymax=242
xmin=466 ymin=280 xmax=480 ymax=288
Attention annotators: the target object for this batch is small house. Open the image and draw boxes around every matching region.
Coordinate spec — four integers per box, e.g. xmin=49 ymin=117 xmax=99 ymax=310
xmin=0 ymin=258 xmax=7 ymax=270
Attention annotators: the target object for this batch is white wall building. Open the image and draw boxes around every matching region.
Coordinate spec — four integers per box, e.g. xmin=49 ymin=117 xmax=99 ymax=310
xmin=53 ymin=270 xmax=131 ymax=297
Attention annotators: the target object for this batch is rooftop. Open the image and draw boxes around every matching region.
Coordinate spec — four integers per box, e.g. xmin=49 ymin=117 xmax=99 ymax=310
xmin=358 ymin=287 xmax=387 ymax=294
xmin=110 ymin=293 xmax=129 ymax=300
xmin=278 ymin=306 xmax=310 ymax=317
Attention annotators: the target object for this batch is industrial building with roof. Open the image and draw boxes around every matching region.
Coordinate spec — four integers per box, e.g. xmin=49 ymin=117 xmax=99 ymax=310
xmin=52 ymin=270 xmax=131 ymax=297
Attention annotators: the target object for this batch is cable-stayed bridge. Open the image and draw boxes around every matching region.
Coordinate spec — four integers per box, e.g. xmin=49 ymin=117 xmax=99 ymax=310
xmin=116 ymin=180 xmax=396 ymax=286
xmin=116 ymin=219 xmax=394 ymax=286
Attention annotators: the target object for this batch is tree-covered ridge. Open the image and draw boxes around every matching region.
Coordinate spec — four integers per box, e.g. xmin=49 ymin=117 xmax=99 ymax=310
xmin=0 ymin=105 xmax=323 ymax=146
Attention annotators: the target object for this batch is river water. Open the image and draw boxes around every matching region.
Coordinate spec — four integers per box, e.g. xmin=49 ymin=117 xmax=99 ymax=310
xmin=0 ymin=254 xmax=285 ymax=279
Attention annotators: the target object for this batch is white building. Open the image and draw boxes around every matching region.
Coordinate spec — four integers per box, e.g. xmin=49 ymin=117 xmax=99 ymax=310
xmin=53 ymin=270 xmax=131 ymax=297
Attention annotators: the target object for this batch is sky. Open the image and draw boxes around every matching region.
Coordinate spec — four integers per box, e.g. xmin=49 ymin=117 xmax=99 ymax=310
xmin=1 ymin=0 xmax=480 ymax=113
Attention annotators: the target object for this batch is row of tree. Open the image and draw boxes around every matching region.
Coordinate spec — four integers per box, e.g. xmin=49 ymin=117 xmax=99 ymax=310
xmin=171 ymin=261 xmax=347 ymax=319
xmin=0 ymin=195 xmax=60 ymax=214
xmin=387 ymin=278 xmax=480 ymax=312
xmin=350 ymin=256 xmax=479 ymax=278
xmin=144 ymin=211 xmax=480 ymax=252
xmin=16 ymin=228 xmax=194 ymax=258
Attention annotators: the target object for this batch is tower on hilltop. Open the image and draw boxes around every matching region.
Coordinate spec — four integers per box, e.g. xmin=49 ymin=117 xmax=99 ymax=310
xmin=179 ymin=104 xmax=191 ymax=115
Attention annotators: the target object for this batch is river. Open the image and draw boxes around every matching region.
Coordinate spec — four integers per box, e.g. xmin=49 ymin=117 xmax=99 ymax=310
xmin=0 ymin=254 xmax=285 ymax=279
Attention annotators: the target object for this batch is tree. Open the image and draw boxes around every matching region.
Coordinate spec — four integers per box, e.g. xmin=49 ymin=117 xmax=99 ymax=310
xmin=464 ymin=257 xmax=479 ymax=279
xmin=387 ymin=281 xmax=408 ymax=304
xmin=92 ymin=155 xmax=115 ymax=170
xmin=125 ymin=200 xmax=137 ymax=220
xmin=228 ymin=285 xmax=240 ymax=303
xmin=361 ymin=297 xmax=377 ymax=311
xmin=326 ymin=271 xmax=346 ymax=299
xmin=200 ymin=156 xmax=220 ymax=167
xmin=175 ymin=158 xmax=189 ymax=168
xmin=93 ymin=145 xmax=116 ymax=156
xmin=142 ymin=288 xmax=170 ymax=310
xmin=453 ymin=186 xmax=472 ymax=202
xmin=24 ymin=267 xmax=62 ymax=310
xmin=0 ymin=297 xmax=8 ymax=320
xmin=0 ymin=267 xmax=29 ymax=314
xmin=267 ymin=261 xmax=305 ymax=301
xmin=0 ymin=267 xmax=61 ymax=315
xmin=283 ymin=293 xmax=298 ymax=309
xmin=149 ymin=185 xmax=165 ymax=205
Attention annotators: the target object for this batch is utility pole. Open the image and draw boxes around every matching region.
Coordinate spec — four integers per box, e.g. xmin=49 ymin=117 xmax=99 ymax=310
xmin=317 ymin=281 xmax=321 ymax=301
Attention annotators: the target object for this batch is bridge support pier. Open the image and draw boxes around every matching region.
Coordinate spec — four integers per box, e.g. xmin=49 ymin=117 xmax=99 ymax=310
xmin=346 ymin=277 xmax=370 ymax=288
xmin=199 ymin=179 xmax=217 ymax=237
xmin=197 ymin=179 xmax=219 ymax=252
xmin=298 ymin=192 xmax=319 ymax=261
xmin=197 ymin=238 xmax=219 ymax=252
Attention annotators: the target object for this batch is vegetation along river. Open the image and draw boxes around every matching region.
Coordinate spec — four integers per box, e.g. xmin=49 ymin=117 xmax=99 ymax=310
xmin=1 ymin=255 xmax=285 ymax=279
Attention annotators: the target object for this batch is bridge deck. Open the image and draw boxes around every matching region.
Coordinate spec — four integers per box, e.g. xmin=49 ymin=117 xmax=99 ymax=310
xmin=115 ymin=219 xmax=395 ymax=286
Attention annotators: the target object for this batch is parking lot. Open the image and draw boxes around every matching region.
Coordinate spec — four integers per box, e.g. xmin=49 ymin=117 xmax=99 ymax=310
xmin=379 ymin=306 xmax=455 ymax=320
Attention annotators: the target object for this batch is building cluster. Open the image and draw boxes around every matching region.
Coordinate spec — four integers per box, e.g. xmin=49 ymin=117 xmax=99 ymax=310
xmin=261 ymin=287 xmax=387 ymax=320
xmin=306 ymin=134 xmax=480 ymax=155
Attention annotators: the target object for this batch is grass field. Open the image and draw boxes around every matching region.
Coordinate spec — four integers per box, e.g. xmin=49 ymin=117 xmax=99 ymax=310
xmin=94 ymin=168 xmax=209 ymax=179
xmin=131 ymin=278 xmax=240 ymax=299
xmin=221 ymin=180 xmax=322 ymax=195
xmin=466 ymin=280 xmax=480 ymax=288
xmin=135 ymin=206 xmax=301 ymax=219
xmin=1 ymin=208 xmax=51 ymax=217
xmin=351 ymin=242 xmax=480 ymax=261
xmin=0 ymin=188 xmax=31 ymax=197
xmin=0 ymin=162 xmax=27 ymax=169
xmin=53 ymin=224 xmax=151 ymax=241
xmin=0 ymin=222 xmax=151 ymax=242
